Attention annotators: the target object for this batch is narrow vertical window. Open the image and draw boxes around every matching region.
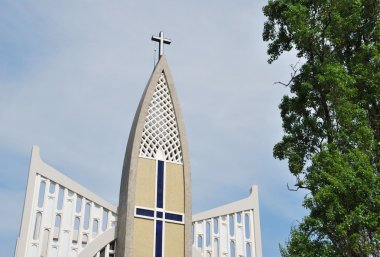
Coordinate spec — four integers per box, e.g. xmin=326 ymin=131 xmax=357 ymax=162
xmin=55 ymin=215 xmax=61 ymax=229
xmin=49 ymin=182 xmax=56 ymax=194
xmin=33 ymin=212 xmax=42 ymax=240
xmin=206 ymin=222 xmax=211 ymax=247
xmin=246 ymin=243 xmax=251 ymax=257
xmin=37 ymin=181 xmax=46 ymax=208
xmin=213 ymin=238 xmax=219 ymax=257
xmin=192 ymin=224 xmax=194 ymax=245
xmin=230 ymin=240 xmax=235 ymax=257
xmin=83 ymin=202 xmax=91 ymax=230
xmin=41 ymin=229 xmax=50 ymax=257
xmin=244 ymin=213 xmax=250 ymax=239
xmin=109 ymin=241 xmax=115 ymax=251
xmin=82 ymin=234 xmax=88 ymax=248
xmin=102 ymin=209 xmax=108 ymax=232
xmin=221 ymin=215 xmax=226 ymax=221
xmin=76 ymin=196 xmax=82 ymax=213
xmin=237 ymin=212 xmax=242 ymax=223
xmin=155 ymin=220 xmax=163 ymax=257
xmin=74 ymin=217 xmax=80 ymax=230
xmin=229 ymin=214 xmax=235 ymax=236
xmin=213 ymin=217 xmax=218 ymax=234
xmin=93 ymin=219 xmax=99 ymax=237
xmin=53 ymin=215 xmax=61 ymax=241
xmin=57 ymin=187 xmax=64 ymax=210
xmin=72 ymin=217 xmax=80 ymax=244
xmin=197 ymin=235 xmax=203 ymax=249
xmin=156 ymin=160 xmax=164 ymax=208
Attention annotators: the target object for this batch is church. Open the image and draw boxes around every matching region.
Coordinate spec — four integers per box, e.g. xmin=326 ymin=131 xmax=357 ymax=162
xmin=13 ymin=32 xmax=263 ymax=257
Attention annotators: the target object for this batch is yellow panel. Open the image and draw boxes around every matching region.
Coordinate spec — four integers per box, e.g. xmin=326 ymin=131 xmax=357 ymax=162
xmin=164 ymin=223 xmax=185 ymax=257
xmin=133 ymin=218 xmax=154 ymax=257
xmin=165 ymin=162 xmax=184 ymax=213
xmin=135 ymin=157 xmax=156 ymax=208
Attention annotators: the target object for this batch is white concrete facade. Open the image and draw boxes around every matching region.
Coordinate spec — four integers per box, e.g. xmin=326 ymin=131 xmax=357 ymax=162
xmin=15 ymin=147 xmax=262 ymax=257
xmin=14 ymin=146 xmax=117 ymax=257
xmin=192 ymin=187 xmax=262 ymax=257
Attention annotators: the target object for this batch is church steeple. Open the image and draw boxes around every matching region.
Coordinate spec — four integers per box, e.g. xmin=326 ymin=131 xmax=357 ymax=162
xmin=117 ymin=48 xmax=191 ymax=257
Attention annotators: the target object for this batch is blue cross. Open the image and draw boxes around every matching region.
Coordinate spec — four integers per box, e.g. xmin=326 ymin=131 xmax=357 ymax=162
xmin=134 ymin=160 xmax=184 ymax=257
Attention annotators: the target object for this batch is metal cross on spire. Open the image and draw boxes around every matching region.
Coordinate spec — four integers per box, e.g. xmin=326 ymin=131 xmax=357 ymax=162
xmin=151 ymin=31 xmax=172 ymax=58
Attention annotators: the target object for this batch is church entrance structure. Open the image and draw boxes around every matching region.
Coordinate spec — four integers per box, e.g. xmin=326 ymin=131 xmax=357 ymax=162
xmin=14 ymin=32 xmax=262 ymax=257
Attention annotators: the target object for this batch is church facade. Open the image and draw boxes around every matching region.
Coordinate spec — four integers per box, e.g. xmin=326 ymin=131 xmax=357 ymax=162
xmin=14 ymin=33 xmax=262 ymax=257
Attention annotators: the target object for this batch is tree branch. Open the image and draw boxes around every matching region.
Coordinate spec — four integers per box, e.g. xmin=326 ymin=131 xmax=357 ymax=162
xmin=274 ymin=62 xmax=301 ymax=87
xmin=287 ymin=182 xmax=307 ymax=191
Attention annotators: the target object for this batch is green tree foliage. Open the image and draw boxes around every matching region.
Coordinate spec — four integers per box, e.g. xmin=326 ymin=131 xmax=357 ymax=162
xmin=262 ymin=0 xmax=380 ymax=256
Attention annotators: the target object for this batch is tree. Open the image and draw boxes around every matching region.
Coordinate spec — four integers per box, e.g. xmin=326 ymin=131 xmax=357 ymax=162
xmin=262 ymin=0 xmax=380 ymax=256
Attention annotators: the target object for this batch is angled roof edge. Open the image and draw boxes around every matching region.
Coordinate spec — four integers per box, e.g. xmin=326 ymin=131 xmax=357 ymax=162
xmin=192 ymin=185 xmax=260 ymax=221
xmin=30 ymin=145 xmax=117 ymax=213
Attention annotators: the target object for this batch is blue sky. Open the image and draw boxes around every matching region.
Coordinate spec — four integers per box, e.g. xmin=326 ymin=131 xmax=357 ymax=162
xmin=0 ymin=1 xmax=307 ymax=257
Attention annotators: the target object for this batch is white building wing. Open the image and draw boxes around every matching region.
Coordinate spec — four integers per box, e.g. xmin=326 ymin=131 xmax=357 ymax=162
xmin=192 ymin=187 xmax=263 ymax=257
xmin=14 ymin=146 xmax=117 ymax=257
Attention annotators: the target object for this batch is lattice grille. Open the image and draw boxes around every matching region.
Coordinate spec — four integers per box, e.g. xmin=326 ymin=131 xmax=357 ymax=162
xmin=139 ymin=72 xmax=182 ymax=163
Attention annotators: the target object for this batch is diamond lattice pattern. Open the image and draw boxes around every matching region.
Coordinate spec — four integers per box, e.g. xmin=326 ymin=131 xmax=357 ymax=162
xmin=139 ymin=72 xmax=182 ymax=163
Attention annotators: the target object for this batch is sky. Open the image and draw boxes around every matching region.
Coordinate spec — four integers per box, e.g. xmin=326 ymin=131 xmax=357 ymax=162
xmin=0 ymin=1 xmax=308 ymax=257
